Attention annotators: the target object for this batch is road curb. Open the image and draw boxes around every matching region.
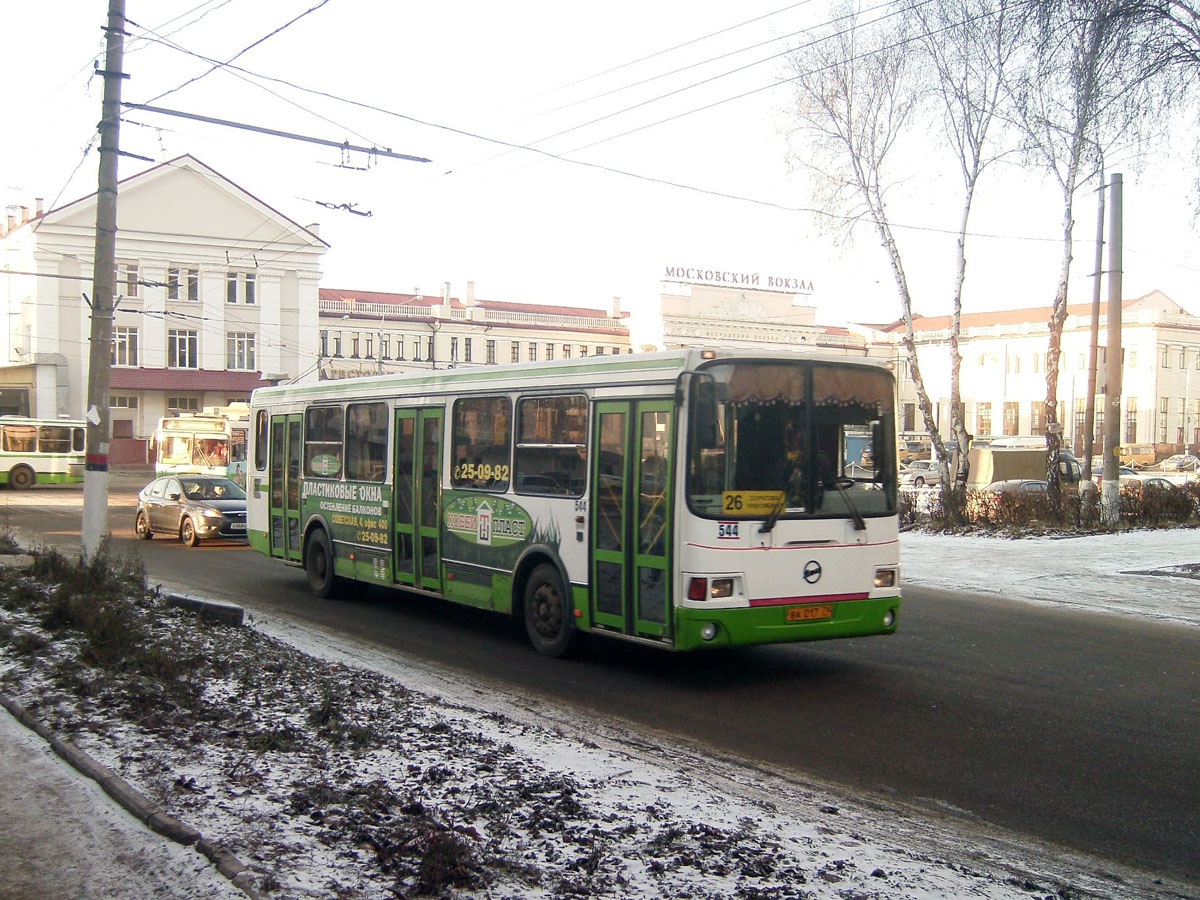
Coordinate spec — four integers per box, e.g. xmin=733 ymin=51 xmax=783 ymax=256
xmin=0 ymin=693 xmax=264 ymax=900
xmin=165 ymin=592 xmax=246 ymax=626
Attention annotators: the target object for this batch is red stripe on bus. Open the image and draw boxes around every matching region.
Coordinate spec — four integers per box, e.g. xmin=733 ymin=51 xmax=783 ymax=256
xmin=749 ymin=592 xmax=869 ymax=607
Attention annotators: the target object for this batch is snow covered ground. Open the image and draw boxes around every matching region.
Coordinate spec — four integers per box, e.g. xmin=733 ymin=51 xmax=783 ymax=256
xmin=901 ymin=526 xmax=1200 ymax=628
xmin=2 ymin=527 xmax=1198 ymax=899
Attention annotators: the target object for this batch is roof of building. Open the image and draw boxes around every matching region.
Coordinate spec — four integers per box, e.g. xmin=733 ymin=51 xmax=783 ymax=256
xmin=319 ymin=288 xmax=627 ymax=322
xmin=878 ymin=290 xmax=1184 ymax=334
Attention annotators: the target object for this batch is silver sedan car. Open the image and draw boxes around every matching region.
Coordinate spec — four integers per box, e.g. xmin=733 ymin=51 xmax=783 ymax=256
xmin=134 ymin=475 xmax=248 ymax=546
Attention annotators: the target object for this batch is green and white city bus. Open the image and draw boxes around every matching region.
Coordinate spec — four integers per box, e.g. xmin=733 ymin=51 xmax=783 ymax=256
xmin=247 ymin=349 xmax=901 ymax=656
xmin=0 ymin=416 xmax=86 ymax=488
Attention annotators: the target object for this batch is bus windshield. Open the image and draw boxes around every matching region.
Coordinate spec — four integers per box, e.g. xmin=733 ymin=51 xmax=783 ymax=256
xmin=686 ymin=361 xmax=896 ymax=519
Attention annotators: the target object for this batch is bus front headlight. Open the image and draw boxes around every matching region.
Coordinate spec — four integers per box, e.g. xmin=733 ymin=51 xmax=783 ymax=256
xmin=874 ymin=568 xmax=896 ymax=589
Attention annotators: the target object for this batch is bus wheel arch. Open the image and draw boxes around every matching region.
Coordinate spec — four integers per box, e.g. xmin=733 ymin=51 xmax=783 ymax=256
xmin=7 ymin=465 xmax=35 ymax=490
xmin=304 ymin=525 xmax=341 ymax=599
xmin=518 ymin=557 xmax=577 ymax=658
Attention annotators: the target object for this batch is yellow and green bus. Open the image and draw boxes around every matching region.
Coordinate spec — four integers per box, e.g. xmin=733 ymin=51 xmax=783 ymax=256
xmin=247 ymin=349 xmax=901 ymax=656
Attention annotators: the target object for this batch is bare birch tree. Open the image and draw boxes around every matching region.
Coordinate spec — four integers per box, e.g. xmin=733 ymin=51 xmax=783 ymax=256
xmin=784 ymin=5 xmax=950 ymax=468
xmin=1004 ymin=0 xmax=1163 ymax=495
xmin=908 ymin=0 xmax=1026 ymax=492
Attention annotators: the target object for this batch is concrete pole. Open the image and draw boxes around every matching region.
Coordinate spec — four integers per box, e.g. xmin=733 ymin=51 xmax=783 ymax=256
xmin=1102 ymin=174 xmax=1123 ymax=524
xmin=82 ymin=0 xmax=127 ymax=558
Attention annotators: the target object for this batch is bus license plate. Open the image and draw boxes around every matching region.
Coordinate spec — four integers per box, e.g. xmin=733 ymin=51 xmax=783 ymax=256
xmin=786 ymin=604 xmax=832 ymax=622
xmin=231 ymin=522 xmax=247 ymax=531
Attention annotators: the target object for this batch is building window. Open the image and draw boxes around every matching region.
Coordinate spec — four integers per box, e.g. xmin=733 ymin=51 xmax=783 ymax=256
xmin=413 ymin=338 xmax=422 ymax=361
xmin=1162 ymin=346 xmax=1171 ymax=368
xmin=579 ymin=345 xmax=588 ymax=357
xmin=110 ymin=395 xmax=138 ymax=409
xmin=167 ymin=330 xmax=198 ymax=368
xmin=1181 ymin=348 xmax=1188 ymax=368
xmin=227 ymin=332 xmax=256 ymax=370
xmin=1125 ymin=397 xmax=1138 ymax=443
xmin=351 ymin=336 xmax=360 ymax=358
xmin=1130 ymin=350 xmax=1138 ymax=368
xmin=332 ymin=335 xmax=342 ymax=358
xmin=1003 ymin=401 xmax=1019 ymax=435
xmin=168 ymin=397 xmax=200 ymax=413
xmin=562 ymin=344 xmax=572 ymax=359
xmin=320 ymin=330 xmax=329 ymax=357
xmin=486 ymin=340 xmax=496 ymax=364
xmin=111 ymin=326 xmax=138 ymax=366
xmin=510 ymin=342 xmax=520 ymax=363
xmin=380 ymin=336 xmax=390 ymax=359
xmin=1030 ymin=403 xmax=1044 ymax=435
xmin=450 ymin=337 xmax=459 ymax=362
xmin=546 ymin=343 xmax=555 ymax=361
xmin=226 ymin=271 xmax=256 ymax=304
xmin=464 ymin=337 xmax=472 ymax=362
xmin=167 ymin=266 xmax=199 ymax=302
xmin=528 ymin=342 xmax=538 ymax=362
xmin=118 ymin=261 xmax=139 ymax=298
xmin=1159 ymin=398 xmax=1169 ymax=442
xmin=1179 ymin=397 xmax=1187 ymax=444
xmin=1074 ymin=398 xmax=1087 ymax=437
xmin=977 ymin=402 xmax=992 ymax=436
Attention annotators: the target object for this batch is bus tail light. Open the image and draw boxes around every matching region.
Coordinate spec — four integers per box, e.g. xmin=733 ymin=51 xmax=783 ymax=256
xmin=687 ymin=578 xmax=709 ymax=601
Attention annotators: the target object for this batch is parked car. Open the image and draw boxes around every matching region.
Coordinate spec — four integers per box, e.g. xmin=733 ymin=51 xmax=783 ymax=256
xmin=1161 ymin=454 xmax=1200 ymax=471
xmin=982 ymin=479 xmax=1047 ymax=498
xmin=134 ymin=475 xmax=248 ymax=546
xmin=1090 ymin=465 xmax=1138 ymax=482
xmin=1135 ymin=476 xmax=1177 ymax=491
xmin=899 ymin=458 xmax=943 ymax=487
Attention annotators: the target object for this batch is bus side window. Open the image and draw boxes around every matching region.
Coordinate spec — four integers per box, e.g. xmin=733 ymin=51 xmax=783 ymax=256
xmin=514 ymin=395 xmax=586 ymax=496
xmin=451 ymin=397 xmax=511 ymax=491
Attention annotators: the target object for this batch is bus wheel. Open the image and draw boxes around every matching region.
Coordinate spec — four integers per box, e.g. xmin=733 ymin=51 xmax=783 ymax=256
xmin=181 ymin=517 xmax=201 ymax=547
xmin=523 ymin=563 xmax=576 ymax=658
xmin=306 ymin=529 xmax=341 ymax=599
xmin=8 ymin=466 xmax=35 ymax=490
xmin=135 ymin=511 xmax=153 ymax=540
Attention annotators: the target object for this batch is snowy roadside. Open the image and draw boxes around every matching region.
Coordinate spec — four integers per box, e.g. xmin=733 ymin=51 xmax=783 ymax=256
xmin=1 ymin=528 xmax=1196 ymax=900
xmin=900 ymin=526 xmax=1200 ymax=627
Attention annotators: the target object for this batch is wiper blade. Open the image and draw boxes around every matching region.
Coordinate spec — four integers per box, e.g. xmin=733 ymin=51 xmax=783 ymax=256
xmin=759 ymin=458 xmax=798 ymax=534
xmin=825 ymin=477 xmax=867 ymax=531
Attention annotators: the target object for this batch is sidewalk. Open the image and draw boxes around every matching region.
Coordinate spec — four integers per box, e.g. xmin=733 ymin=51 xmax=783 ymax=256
xmin=0 ymin=703 xmax=242 ymax=900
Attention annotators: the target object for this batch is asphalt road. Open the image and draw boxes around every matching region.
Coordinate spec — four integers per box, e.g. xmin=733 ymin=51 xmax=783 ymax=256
xmin=5 ymin=474 xmax=1199 ymax=888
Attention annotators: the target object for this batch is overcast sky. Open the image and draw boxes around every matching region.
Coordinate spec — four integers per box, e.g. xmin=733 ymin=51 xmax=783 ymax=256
xmin=4 ymin=1 xmax=1198 ymax=344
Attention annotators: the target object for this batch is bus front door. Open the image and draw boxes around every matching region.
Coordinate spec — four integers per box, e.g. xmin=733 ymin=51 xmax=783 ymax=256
xmin=268 ymin=414 xmax=303 ymax=562
xmin=393 ymin=408 xmax=444 ymax=593
xmin=590 ymin=401 xmax=673 ymax=643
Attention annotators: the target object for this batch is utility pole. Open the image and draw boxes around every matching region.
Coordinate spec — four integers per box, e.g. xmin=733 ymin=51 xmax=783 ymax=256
xmin=82 ymin=0 xmax=127 ymax=558
xmin=1082 ymin=172 xmax=1105 ymax=482
xmin=1102 ymin=173 xmax=1123 ymax=525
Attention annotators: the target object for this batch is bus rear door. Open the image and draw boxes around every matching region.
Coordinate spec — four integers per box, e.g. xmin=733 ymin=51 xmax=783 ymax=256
xmin=268 ymin=414 xmax=303 ymax=562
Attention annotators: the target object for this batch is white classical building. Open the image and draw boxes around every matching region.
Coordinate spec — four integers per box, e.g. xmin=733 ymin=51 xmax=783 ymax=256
xmin=0 ymin=155 xmax=326 ymax=461
xmin=658 ymin=270 xmax=874 ymax=357
xmin=316 ymin=283 xmax=631 ymax=379
xmin=881 ymin=290 xmax=1200 ymax=455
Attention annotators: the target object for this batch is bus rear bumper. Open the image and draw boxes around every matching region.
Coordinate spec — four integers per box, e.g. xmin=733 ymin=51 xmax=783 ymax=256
xmin=673 ymin=595 xmax=900 ymax=651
